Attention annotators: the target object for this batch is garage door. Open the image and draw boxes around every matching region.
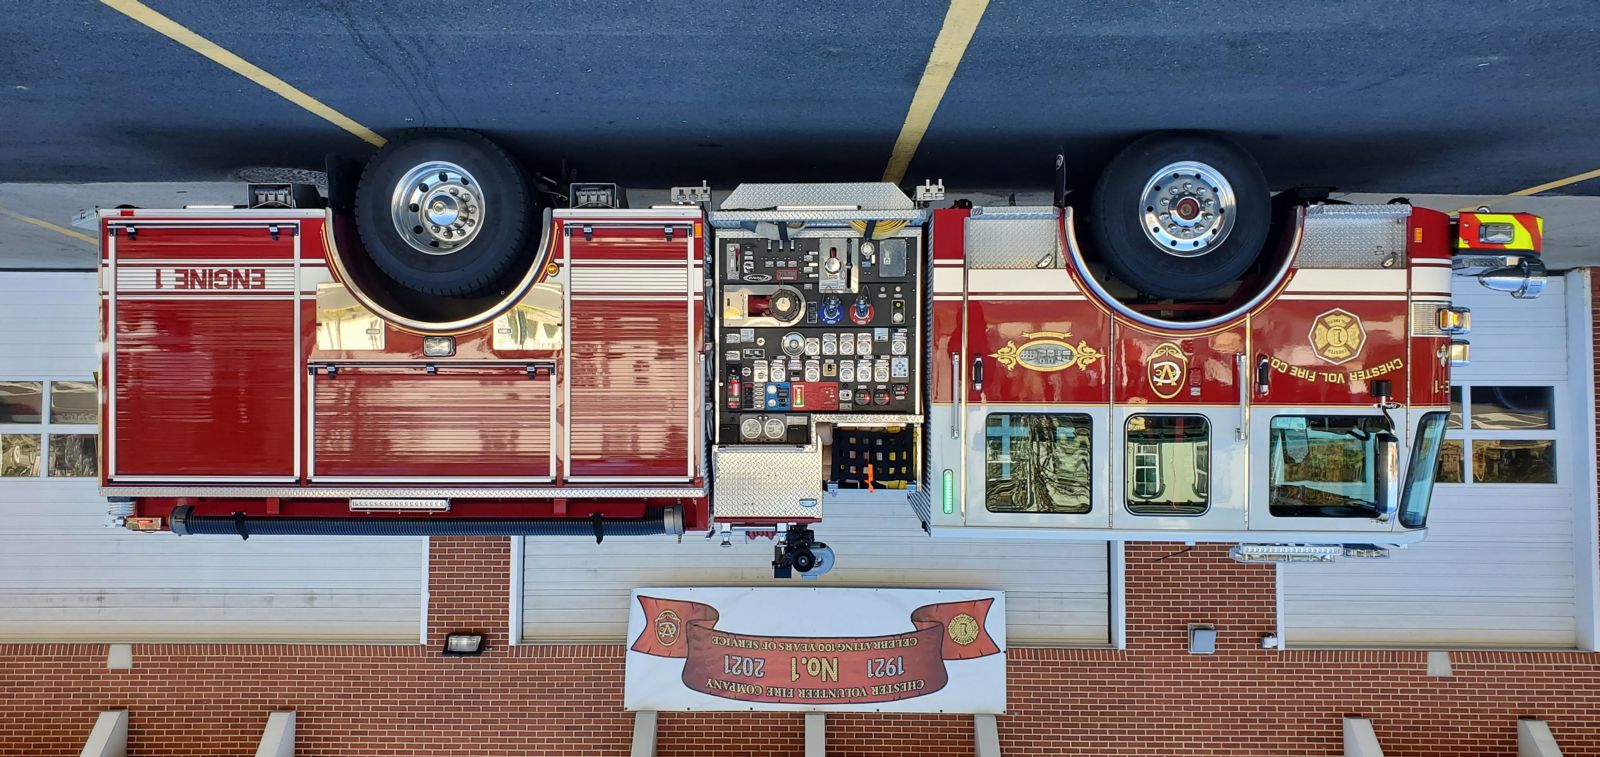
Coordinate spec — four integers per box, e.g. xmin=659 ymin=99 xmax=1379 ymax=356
xmin=0 ymin=272 xmax=426 ymax=642
xmin=522 ymin=492 xmax=1111 ymax=645
xmin=1281 ymin=276 xmax=1581 ymax=648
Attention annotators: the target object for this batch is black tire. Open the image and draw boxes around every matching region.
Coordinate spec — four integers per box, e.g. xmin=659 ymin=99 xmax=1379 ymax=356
xmin=790 ymin=548 xmax=818 ymax=573
xmin=354 ymin=129 xmax=534 ymax=296
xmin=1088 ymin=133 xmax=1270 ymax=299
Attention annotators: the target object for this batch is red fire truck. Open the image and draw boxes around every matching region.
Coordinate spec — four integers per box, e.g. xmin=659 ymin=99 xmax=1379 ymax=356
xmin=98 ymin=129 xmax=1546 ymax=575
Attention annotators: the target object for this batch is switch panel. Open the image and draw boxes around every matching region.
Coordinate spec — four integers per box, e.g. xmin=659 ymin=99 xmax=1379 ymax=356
xmin=714 ymin=233 xmax=923 ymax=444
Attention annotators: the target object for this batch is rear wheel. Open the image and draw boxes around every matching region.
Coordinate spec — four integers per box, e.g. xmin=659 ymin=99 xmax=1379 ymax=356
xmin=1088 ymin=133 xmax=1270 ymax=299
xmin=355 ymin=129 xmax=534 ymax=296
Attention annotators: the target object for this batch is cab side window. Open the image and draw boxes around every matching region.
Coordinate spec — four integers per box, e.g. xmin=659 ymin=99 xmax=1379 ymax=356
xmin=984 ymin=413 xmax=1091 ymax=514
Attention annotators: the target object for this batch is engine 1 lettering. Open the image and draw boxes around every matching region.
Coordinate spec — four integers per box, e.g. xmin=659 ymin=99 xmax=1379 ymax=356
xmin=156 ymin=267 xmax=269 ymax=291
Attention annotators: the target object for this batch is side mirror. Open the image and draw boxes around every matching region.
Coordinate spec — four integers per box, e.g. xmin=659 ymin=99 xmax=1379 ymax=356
xmin=1375 ymin=432 xmax=1400 ymax=521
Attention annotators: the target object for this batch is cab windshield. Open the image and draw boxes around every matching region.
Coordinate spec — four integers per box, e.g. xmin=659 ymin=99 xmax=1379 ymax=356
xmin=1267 ymin=415 xmax=1384 ymax=518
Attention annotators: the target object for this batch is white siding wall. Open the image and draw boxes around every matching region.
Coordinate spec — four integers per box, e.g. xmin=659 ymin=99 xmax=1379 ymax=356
xmin=522 ymin=492 xmax=1110 ymax=645
xmin=0 ymin=272 xmax=426 ymax=642
xmin=1281 ymin=277 xmax=1581 ymax=648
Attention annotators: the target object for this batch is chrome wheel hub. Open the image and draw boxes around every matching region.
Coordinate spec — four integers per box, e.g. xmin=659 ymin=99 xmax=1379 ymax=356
xmin=391 ymin=161 xmax=485 ymax=255
xmin=1139 ymin=160 xmax=1237 ymax=258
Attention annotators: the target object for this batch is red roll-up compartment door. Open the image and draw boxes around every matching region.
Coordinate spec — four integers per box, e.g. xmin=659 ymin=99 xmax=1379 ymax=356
xmin=564 ymin=223 xmax=699 ymax=481
xmin=311 ymin=365 xmax=555 ymax=480
xmin=108 ymin=223 xmax=301 ymax=480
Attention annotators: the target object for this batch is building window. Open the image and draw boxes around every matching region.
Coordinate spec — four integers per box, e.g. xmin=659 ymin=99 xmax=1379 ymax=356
xmin=0 ymin=381 xmax=43 ymax=424
xmin=1 ymin=434 xmax=40 ymax=477
xmin=984 ymin=413 xmax=1092 ymax=514
xmin=0 ymin=380 xmax=98 ymax=479
xmin=1125 ymin=415 xmax=1208 ymax=516
xmin=1131 ymin=444 xmax=1161 ymax=499
xmin=1439 ymin=384 xmax=1557 ymax=484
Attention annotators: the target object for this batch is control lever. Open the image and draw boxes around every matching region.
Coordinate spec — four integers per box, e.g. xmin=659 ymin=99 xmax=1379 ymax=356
xmin=972 ymin=356 xmax=984 ymax=395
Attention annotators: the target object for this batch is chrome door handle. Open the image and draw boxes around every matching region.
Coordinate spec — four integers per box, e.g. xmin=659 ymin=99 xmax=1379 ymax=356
xmin=950 ymin=352 xmax=961 ymax=439
xmin=1235 ymin=353 xmax=1249 ymax=441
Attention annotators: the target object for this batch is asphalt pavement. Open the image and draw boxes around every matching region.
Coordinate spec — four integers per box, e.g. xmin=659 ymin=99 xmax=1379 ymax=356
xmin=3 ymin=0 xmax=1599 ymax=195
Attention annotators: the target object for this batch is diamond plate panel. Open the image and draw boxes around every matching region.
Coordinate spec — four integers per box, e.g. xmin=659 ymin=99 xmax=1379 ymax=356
xmin=720 ymin=183 xmax=914 ymax=211
xmin=1297 ymin=204 xmax=1411 ymax=269
xmin=965 ymin=209 xmax=1063 ymax=269
xmin=712 ymin=444 xmax=824 ymax=520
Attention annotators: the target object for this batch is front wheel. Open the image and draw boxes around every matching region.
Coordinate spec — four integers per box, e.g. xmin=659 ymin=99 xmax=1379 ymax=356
xmin=354 ymin=129 xmax=535 ymax=297
xmin=1088 ymin=133 xmax=1270 ymax=299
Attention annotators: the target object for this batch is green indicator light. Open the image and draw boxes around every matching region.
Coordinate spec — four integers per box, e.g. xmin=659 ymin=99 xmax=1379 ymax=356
xmin=942 ymin=469 xmax=955 ymax=514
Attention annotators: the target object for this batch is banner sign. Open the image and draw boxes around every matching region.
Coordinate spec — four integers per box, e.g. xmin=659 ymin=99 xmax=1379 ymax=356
xmin=624 ymin=587 xmax=1005 ymax=713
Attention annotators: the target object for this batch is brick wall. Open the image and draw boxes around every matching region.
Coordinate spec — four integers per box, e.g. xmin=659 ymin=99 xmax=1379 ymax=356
xmin=426 ymin=536 xmax=511 ymax=650
xmin=2 ymin=542 xmax=1598 ymax=756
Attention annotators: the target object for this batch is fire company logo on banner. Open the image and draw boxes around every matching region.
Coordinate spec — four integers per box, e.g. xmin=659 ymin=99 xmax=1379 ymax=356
xmin=624 ymin=588 xmax=1006 ymax=713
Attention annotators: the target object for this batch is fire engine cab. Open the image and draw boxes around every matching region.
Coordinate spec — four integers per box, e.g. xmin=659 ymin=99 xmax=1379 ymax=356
xmin=97 ymin=130 xmax=1547 ymax=574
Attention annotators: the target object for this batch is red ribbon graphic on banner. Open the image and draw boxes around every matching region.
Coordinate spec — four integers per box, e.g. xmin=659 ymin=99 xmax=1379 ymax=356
xmin=630 ymin=596 xmax=1001 ymax=705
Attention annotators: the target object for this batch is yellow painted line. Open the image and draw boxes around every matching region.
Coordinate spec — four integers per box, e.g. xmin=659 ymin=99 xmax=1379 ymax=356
xmin=100 ymin=0 xmax=386 ymax=148
xmin=882 ymin=0 xmax=990 ymax=184
xmin=1509 ymin=166 xmax=1600 ymax=196
xmin=0 ymin=206 xmax=97 ymax=245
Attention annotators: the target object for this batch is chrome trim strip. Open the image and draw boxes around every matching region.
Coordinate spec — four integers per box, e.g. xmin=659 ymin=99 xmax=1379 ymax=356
xmin=562 ymin=228 xmax=572 ymax=481
xmin=314 ymin=476 xmax=558 ymax=484
xmin=564 ymin=476 xmax=693 ymax=484
xmin=686 ymin=228 xmax=696 ymax=478
xmin=107 ymin=231 xmax=117 ymax=478
xmin=100 ymin=209 xmax=325 ymax=220
xmin=925 ymin=526 xmax=1428 ymax=544
xmin=110 ymin=475 xmax=300 ymax=483
xmin=101 ymin=486 xmax=707 ymax=498
xmin=325 ymin=207 xmax=555 ymax=334
xmin=293 ymin=229 xmax=302 ymax=480
xmin=1062 ymin=206 xmax=1305 ymax=331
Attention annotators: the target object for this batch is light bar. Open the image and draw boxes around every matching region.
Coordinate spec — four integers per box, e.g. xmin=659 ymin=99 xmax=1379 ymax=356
xmin=1435 ymin=306 xmax=1471 ymax=334
xmin=1228 ymin=544 xmax=1341 ymax=563
xmin=1448 ymin=339 xmax=1471 ymax=367
xmin=349 ymin=498 xmax=450 ymax=513
xmin=942 ymin=469 xmax=955 ymax=515
xmin=1341 ymin=544 xmax=1391 ymax=559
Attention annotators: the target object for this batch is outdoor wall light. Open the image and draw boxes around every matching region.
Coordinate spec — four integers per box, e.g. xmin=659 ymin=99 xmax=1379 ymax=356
xmin=443 ymin=632 xmax=486 ymax=656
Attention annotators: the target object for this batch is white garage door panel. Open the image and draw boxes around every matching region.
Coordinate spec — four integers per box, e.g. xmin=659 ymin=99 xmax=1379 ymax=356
xmin=0 ymin=272 xmax=426 ymax=642
xmin=0 ymin=482 xmax=426 ymax=642
xmin=523 ymin=494 xmax=1110 ymax=645
xmin=1282 ymin=277 xmax=1580 ymax=648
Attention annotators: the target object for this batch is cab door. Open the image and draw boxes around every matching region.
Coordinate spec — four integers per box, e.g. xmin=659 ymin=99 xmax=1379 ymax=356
xmin=1245 ymin=408 xmax=1399 ymax=535
xmin=1108 ymin=405 xmax=1247 ymax=532
xmin=959 ymin=265 xmax=1112 ymax=530
xmin=1108 ymin=327 xmax=1249 ymax=533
